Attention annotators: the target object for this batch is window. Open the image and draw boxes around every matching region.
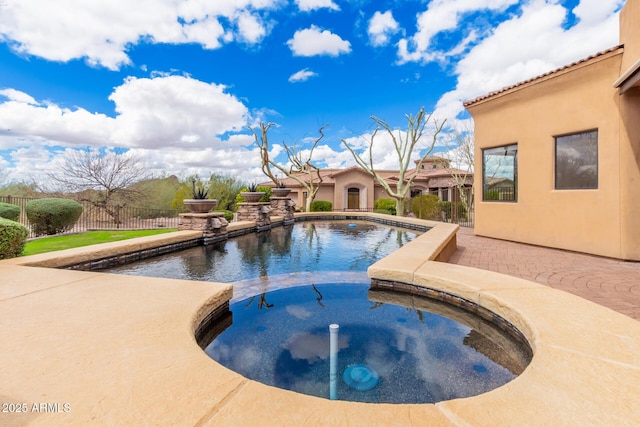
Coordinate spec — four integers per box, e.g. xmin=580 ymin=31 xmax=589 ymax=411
xmin=555 ymin=130 xmax=598 ymax=189
xmin=482 ymin=144 xmax=518 ymax=201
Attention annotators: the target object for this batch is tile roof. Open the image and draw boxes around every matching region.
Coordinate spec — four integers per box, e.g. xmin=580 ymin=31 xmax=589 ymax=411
xmin=463 ymin=45 xmax=624 ymax=107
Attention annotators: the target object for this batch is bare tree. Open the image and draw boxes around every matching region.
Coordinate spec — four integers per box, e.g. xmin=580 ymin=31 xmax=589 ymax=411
xmin=250 ymin=122 xmax=328 ymax=212
xmin=342 ymin=107 xmax=445 ymax=216
xmin=47 ymin=149 xmax=151 ymax=223
xmin=442 ymin=123 xmax=475 ymax=220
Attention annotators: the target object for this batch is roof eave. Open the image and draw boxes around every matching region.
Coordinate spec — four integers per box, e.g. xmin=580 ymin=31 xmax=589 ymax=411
xmin=614 ymin=58 xmax=640 ymax=94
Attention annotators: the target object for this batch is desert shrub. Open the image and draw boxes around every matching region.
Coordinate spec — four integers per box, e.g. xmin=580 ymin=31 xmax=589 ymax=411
xmin=214 ymin=210 xmax=234 ymax=222
xmin=26 ymin=198 xmax=83 ymax=236
xmin=0 ymin=202 xmax=21 ymax=221
xmin=257 ymin=186 xmax=272 ymax=203
xmin=310 ymin=200 xmax=332 ymax=212
xmin=0 ymin=217 xmax=28 ymax=259
xmin=410 ymin=194 xmax=441 ymax=220
xmin=374 ymin=198 xmax=396 ymax=215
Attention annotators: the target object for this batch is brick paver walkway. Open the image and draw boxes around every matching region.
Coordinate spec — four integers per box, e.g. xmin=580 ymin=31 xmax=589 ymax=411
xmin=449 ymin=227 xmax=640 ymax=321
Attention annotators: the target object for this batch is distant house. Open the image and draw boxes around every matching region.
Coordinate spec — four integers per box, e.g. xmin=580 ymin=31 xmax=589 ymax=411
xmin=464 ymin=0 xmax=640 ymax=260
xmin=259 ymin=156 xmax=473 ymax=212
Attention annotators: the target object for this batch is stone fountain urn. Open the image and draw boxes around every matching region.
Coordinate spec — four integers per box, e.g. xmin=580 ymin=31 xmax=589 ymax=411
xmin=184 ymin=199 xmax=218 ymax=213
xmin=272 ymin=187 xmax=291 ymax=197
xmin=241 ymin=184 xmax=266 ymax=203
xmin=240 ymin=192 xmax=265 ymax=203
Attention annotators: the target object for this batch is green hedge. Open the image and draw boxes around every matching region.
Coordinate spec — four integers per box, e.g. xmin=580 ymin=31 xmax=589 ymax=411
xmin=26 ymin=198 xmax=83 ymax=236
xmin=374 ymin=198 xmax=396 ymax=215
xmin=214 ymin=210 xmax=234 ymax=222
xmin=0 ymin=202 xmax=21 ymax=221
xmin=310 ymin=200 xmax=332 ymax=212
xmin=410 ymin=194 xmax=441 ymax=220
xmin=0 ymin=217 xmax=28 ymax=259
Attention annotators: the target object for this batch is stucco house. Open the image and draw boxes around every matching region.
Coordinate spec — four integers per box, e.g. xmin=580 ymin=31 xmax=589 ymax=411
xmin=260 ymin=156 xmax=472 ymax=212
xmin=464 ymin=0 xmax=640 ymax=260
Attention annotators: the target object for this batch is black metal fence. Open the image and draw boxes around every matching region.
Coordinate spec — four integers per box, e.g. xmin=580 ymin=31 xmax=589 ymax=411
xmin=0 ymin=195 xmax=180 ymax=238
xmin=342 ymin=205 xmax=474 ymax=228
xmin=483 ymin=186 xmax=516 ymax=201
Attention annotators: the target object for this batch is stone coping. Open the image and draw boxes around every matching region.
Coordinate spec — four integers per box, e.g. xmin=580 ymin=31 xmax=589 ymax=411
xmin=1 ymin=214 xmax=639 ymax=425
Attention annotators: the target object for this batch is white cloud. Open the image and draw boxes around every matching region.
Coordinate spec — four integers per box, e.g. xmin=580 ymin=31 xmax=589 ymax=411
xmin=287 ymin=25 xmax=351 ymax=57
xmin=431 ymin=0 xmax=624 ymax=122
xmin=0 ymin=0 xmax=282 ymax=70
xmin=368 ymin=11 xmax=400 ymax=47
xmin=0 ymin=89 xmax=38 ymax=105
xmin=397 ymin=0 xmax=518 ymax=64
xmin=108 ymin=75 xmax=249 ymax=149
xmin=294 ymin=0 xmax=339 ymax=12
xmin=0 ymin=74 xmax=266 ymax=181
xmin=288 ymin=68 xmax=318 ymax=83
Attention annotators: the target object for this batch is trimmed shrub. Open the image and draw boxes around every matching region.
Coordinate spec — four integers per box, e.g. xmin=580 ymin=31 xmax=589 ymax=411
xmin=215 ymin=210 xmax=234 ymax=222
xmin=26 ymin=198 xmax=83 ymax=236
xmin=310 ymin=200 xmax=332 ymax=212
xmin=0 ymin=217 xmax=28 ymax=259
xmin=410 ymin=194 xmax=441 ymax=220
xmin=374 ymin=198 xmax=396 ymax=215
xmin=0 ymin=202 xmax=21 ymax=221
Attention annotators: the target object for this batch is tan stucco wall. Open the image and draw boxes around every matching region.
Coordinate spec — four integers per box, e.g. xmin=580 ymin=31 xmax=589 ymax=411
xmin=468 ymin=50 xmax=631 ymax=259
xmin=621 ymin=0 xmax=640 ymax=71
xmin=333 ymin=170 xmax=376 ymax=210
xmin=618 ymin=88 xmax=640 ymax=259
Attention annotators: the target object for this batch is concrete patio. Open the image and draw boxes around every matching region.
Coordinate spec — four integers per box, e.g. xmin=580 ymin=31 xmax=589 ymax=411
xmin=1 ymin=214 xmax=639 ymax=426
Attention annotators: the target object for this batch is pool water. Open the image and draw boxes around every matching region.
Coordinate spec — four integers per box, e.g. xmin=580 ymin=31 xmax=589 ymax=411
xmin=204 ymin=283 xmax=530 ymax=404
xmin=106 ymin=219 xmax=531 ymax=403
xmin=106 ymin=221 xmax=420 ymax=282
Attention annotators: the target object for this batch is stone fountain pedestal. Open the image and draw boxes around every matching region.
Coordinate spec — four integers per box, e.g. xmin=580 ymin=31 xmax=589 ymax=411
xmin=270 ymin=197 xmax=295 ymax=224
xmin=178 ymin=212 xmax=229 ymax=244
xmin=237 ymin=202 xmax=272 ymax=231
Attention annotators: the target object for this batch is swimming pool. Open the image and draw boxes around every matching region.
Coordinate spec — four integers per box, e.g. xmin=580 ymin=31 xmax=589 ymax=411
xmin=104 ymin=219 xmax=531 ymax=404
xmin=203 ymin=282 xmax=530 ymax=403
xmin=106 ymin=220 xmax=420 ymax=283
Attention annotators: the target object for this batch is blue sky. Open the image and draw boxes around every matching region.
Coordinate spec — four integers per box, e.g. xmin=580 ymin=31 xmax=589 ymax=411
xmin=0 ymin=0 xmax=625 ymax=185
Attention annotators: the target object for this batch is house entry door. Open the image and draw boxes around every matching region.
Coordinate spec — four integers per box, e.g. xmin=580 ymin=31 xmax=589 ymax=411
xmin=347 ymin=188 xmax=360 ymax=209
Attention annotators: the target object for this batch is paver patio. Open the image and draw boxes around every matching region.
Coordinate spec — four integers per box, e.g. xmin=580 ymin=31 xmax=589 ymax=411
xmin=450 ymin=227 xmax=640 ymax=320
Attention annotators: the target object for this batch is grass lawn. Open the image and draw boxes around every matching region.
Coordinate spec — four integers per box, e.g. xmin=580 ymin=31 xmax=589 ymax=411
xmin=22 ymin=229 xmax=178 ymax=256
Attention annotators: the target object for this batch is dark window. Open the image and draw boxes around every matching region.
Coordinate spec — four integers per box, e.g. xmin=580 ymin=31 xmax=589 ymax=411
xmin=555 ymin=130 xmax=598 ymax=189
xmin=482 ymin=144 xmax=518 ymax=202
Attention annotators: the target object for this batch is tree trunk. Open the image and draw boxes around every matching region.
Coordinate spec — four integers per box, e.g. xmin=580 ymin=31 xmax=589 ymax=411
xmin=396 ymin=198 xmax=407 ymax=217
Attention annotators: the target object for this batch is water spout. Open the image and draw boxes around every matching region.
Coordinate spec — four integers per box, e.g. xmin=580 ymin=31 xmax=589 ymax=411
xmin=329 ymin=323 xmax=339 ymax=400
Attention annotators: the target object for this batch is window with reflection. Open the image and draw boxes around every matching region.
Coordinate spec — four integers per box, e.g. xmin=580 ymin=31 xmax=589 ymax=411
xmin=555 ymin=130 xmax=598 ymax=189
xmin=482 ymin=144 xmax=518 ymax=202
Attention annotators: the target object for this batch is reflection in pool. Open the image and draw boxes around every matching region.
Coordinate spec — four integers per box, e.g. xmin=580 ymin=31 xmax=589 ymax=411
xmin=203 ymin=283 xmax=532 ymax=404
xmin=106 ymin=221 xmax=420 ymax=283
